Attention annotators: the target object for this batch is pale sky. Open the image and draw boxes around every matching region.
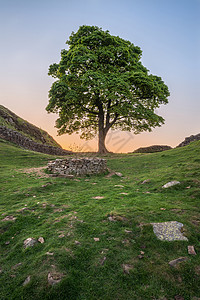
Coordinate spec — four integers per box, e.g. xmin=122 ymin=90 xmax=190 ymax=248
xmin=0 ymin=0 xmax=199 ymax=152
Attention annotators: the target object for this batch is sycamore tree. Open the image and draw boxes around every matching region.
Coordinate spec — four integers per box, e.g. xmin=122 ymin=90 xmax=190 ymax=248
xmin=46 ymin=25 xmax=170 ymax=153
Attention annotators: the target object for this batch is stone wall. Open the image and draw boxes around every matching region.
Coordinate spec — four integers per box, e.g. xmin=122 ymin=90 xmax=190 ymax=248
xmin=177 ymin=133 xmax=200 ymax=148
xmin=47 ymin=158 xmax=107 ymax=176
xmin=0 ymin=125 xmax=71 ymax=155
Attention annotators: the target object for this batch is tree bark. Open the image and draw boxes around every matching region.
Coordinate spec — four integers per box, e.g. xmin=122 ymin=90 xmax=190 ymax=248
xmin=98 ymin=111 xmax=109 ymax=154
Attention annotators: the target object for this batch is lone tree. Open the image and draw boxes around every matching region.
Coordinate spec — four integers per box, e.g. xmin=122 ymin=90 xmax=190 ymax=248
xmin=46 ymin=25 xmax=170 ymax=153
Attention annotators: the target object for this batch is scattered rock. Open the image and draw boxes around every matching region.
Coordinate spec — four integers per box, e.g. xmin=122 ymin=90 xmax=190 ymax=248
xmin=141 ymin=179 xmax=151 ymax=184
xmin=23 ymin=275 xmax=31 ymax=286
xmin=108 ymin=216 xmax=116 ymax=222
xmin=137 ymin=255 xmax=144 ymax=259
xmin=94 ymin=237 xmax=100 ymax=242
xmin=92 ymin=196 xmax=105 ymax=199
xmin=46 ymin=252 xmax=54 ymax=256
xmin=2 ymin=215 xmax=16 ymax=222
xmin=99 ymin=256 xmax=107 ymax=265
xmin=174 ymin=295 xmax=184 ymax=300
xmin=12 ymin=263 xmax=22 ymax=270
xmin=5 ymin=241 xmax=10 ymax=245
xmin=140 ymin=251 xmax=145 ymax=255
xmin=188 ymin=245 xmax=197 ymax=255
xmin=125 ymin=229 xmax=132 ymax=233
xmin=120 ymin=192 xmax=128 ymax=195
xmin=122 ymin=264 xmax=133 ymax=274
xmin=75 ymin=240 xmax=81 ymax=245
xmin=169 ymin=257 xmax=188 ymax=267
xmin=54 ymin=208 xmax=63 ymax=212
xmin=58 ymin=234 xmax=65 ymax=238
xmin=114 ymin=185 xmax=124 ymax=188
xmin=162 ymin=181 xmax=180 ymax=188
xmin=160 ymin=208 xmax=166 ymax=210
xmin=151 ymin=221 xmax=188 ymax=241
xmin=115 ymin=172 xmax=123 ymax=177
xmin=48 ymin=272 xmax=63 ymax=285
xmin=23 ymin=238 xmax=38 ymax=248
xmin=38 ymin=237 xmax=45 ymax=244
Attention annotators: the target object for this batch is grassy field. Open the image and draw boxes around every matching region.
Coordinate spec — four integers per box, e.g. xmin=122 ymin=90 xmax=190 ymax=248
xmin=0 ymin=138 xmax=200 ymax=300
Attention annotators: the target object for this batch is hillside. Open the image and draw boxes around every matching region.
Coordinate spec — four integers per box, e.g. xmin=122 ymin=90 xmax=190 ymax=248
xmin=0 ymin=105 xmax=71 ymax=155
xmin=0 ymin=105 xmax=61 ymax=147
xmin=0 ymin=140 xmax=200 ymax=299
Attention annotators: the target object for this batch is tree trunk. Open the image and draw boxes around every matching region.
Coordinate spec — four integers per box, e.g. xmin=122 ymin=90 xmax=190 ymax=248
xmin=98 ymin=127 xmax=109 ymax=153
xmin=98 ymin=112 xmax=109 ymax=154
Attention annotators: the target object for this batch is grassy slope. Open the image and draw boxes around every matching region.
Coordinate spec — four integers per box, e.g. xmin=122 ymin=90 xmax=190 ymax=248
xmin=0 ymin=139 xmax=199 ymax=300
xmin=0 ymin=105 xmax=61 ymax=147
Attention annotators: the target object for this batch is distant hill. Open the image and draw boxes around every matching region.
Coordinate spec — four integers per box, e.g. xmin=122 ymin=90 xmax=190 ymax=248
xmin=177 ymin=133 xmax=200 ymax=148
xmin=133 ymin=145 xmax=172 ymax=153
xmin=0 ymin=105 xmax=71 ymax=155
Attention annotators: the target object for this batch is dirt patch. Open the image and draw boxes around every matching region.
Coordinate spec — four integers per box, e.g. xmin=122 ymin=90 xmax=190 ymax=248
xmin=19 ymin=167 xmax=49 ymax=178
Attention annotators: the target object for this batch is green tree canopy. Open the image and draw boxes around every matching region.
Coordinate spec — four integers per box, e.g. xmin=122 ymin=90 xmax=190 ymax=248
xmin=46 ymin=25 xmax=170 ymax=153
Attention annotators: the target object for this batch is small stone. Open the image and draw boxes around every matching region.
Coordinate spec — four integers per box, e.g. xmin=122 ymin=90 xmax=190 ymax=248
xmin=23 ymin=275 xmax=31 ymax=286
xmin=115 ymin=172 xmax=123 ymax=177
xmin=140 ymin=251 xmax=145 ymax=255
xmin=186 ymin=186 xmax=191 ymax=189
xmin=94 ymin=237 xmax=100 ymax=242
xmin=99 ymin=256 xmax=107 ymax=265
xmin=122 ymin=264 xmax=133 ymax=274
xmin=92 ymin=196 xmax=105 ymax=199
xmin=114 ymin=185 xmax=124 ymax=188
xmin=160 ymin=208 xmax=166 ymax=210
xmin=169 ymin=257 xmax=188 ymax=267
xmin=58 ymin=234 xmax=65 ymax=238
xmin=188 ymin=245 xmax=197 ymax=255
xmin=137 ymin=255 xmax=144 ymax=259
xmin=46 ymin=252 xmax=54 ymax=256
xmin=5 ymin=241 xmax=10 ymax=245
xmin=38 ymin=237 xmax=45 ymax=243
xmin=75 ymin=240 xmax=81 ymax=245
xmin=141 ymin=179 xmax=150 ymax=184
xmin=2 ymin=215 xmax=16 ymax=222
xmin=23 ymin=238 xmax=37 ymax=248
xmin=108 ymin=216 xmax=116 ymax=222
xmin=12 ymin=263 xmax=22 ymax=270
xmin=120 ymin=192 xmax=128 ymax=195
xmin=48 ymin=272 xmax=63 ymax=285
xmin=174 ymin=295 xmax=184 ymax=300
xmin=33 ymin=195 xmax=36 ymax=198
xmin=162 ymin=181 xmax=180 ymax=188
xmin=125 ymin=229 xmax=132 ymax=233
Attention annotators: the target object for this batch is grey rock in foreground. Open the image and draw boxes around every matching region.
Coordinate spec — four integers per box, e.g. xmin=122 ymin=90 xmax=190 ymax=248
xmin=151 ymin=221 xmax=188 ymax=241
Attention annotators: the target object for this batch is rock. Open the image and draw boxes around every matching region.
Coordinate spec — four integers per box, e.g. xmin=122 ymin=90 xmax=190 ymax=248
xmin=108 ymin=216 xmax=116 ymax=222
xmin=114 ymin=185 xmax=124 ymax=188
xmin=125 ymin=229 xmax=132 ymax=233
xmin=174 ymin=295 xmax=184 ymax=300
xmin=120 ymin=192 xmax=128 ymax=195
xmin=75 ymin=240 xmax=81 ymax=245
xmin=92 ymin=196 xmax=105 ymax=199
xmin=5 ymin=241 xmax=10 ymax=245
xmin=115 ymin=172 xmax=123 ymax=177
xmin=122 ymin=264 xmax=133 ymax=274
xmin=137 ymin=255 xmax=144 ymax=259
xmin=188 ymin=245 xmax=197 ymax=255
xmin=141 ymin=179 xmax=151 ymax=184
xmin=94 ymin=237 xmax=100 ymax=242
xmin=151 ymin=221 xmax=188 ymax=241
xmin=23 ymin=238 xmax=38 ymax=248
xmin=23 ymin=275 xmax=31 ymax=286
xmin=48 ymin=272 xmax=63 ymax=285
xmin=46 ymin=252 xmax=54 ymax=256
xmin=58 ymin=234 xmax=65 ymax=238
xmin=38 ymin=237 xmax=45 ymax=243
xmin=169 ymin=257 xmax=188 ymax=267
xmin=12 ymin=263 xmax=22 ymax=270
xmin=2 ymin=215 xmax=16 ymax=221
xmin=162 ymin=181 xmax=180 ymax=188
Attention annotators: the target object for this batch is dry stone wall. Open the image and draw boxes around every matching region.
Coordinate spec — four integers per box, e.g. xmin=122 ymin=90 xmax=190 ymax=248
xmin=47 ymin=158 xmax=107 ymax=176
xmin=0 ymin=125 xmax=71 ymax=155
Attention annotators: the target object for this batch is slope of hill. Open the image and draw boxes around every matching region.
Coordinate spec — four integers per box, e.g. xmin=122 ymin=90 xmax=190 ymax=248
xmin=0 ymin=140 xmax=199 ymax=299
xmin=0 ymin=105 xmax=60 ymax=147
xmin=0 ymin=105 xmax=71 ymax=155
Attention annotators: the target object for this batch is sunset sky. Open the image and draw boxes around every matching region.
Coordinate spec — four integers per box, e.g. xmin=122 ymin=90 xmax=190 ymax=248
xmin=0 ymin=0 xmax=199 ymax=152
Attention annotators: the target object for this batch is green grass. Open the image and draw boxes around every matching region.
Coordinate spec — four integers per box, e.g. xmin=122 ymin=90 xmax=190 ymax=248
xmin=0 ymin=139 xmax=200 ymax=300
